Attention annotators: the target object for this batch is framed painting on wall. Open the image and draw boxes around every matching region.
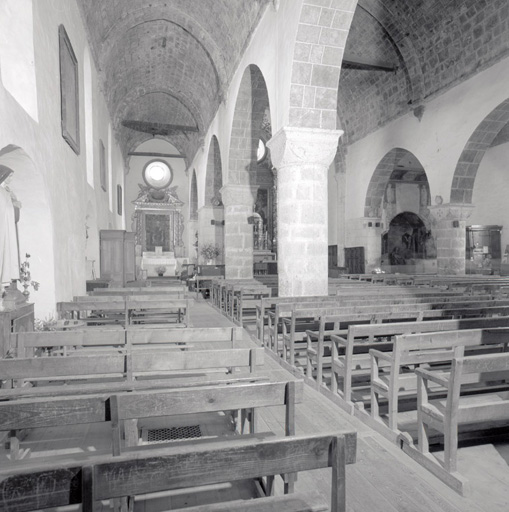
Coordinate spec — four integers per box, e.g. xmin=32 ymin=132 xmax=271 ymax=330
xmin=117 ymin=185 xmax=122 ymax=215
xmin=99 ymin=139 xmax=107 ymax=191
xmin=58 ymin=25 xmax=80 ymax=155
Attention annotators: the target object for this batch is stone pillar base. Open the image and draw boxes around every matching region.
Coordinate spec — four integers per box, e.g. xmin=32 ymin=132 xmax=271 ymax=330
xmin=429 ymin=204 xmax=474 ymax=275
xmin=220 ymin=185 xmax=255 ymax=280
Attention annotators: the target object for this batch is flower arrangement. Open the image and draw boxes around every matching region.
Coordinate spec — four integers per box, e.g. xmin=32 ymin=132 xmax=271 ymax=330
xmin=155 ymin=265 xmax=167 ymax=276
xmin=34 ymin=315 xmax=57 ymax=332
xmin=19 ymin=253 xmax=40 ymax=297
xmin=200 ymin=243 xmax=221 ymax=261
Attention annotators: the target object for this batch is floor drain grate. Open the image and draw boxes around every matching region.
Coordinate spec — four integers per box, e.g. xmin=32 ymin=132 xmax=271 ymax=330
xmin=144 ymin=425 xmax=202 ymax=444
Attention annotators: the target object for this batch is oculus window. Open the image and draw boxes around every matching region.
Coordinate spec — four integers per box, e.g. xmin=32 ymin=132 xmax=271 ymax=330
xmin=143 ymin=160 xmax=173 ymax=189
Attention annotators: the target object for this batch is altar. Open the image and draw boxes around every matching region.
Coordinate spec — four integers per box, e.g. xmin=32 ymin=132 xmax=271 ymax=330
xmin=141 ymin=246 xmax=177 ymax=277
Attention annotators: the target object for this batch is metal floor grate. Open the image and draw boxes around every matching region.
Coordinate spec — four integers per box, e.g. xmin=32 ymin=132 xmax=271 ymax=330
xmin=144 ymin=425 xmax=202 ymax=444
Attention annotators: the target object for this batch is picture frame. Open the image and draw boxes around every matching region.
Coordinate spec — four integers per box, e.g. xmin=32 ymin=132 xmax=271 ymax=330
xmin=58 ymin=25 xmax=80 ymax=155
xmin=117 ymin=185 xmax=123 ymax=215
xmin=99 ymin=139 xmax=107 ymax=191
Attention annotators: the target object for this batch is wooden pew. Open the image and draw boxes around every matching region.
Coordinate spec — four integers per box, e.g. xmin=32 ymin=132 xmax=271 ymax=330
xmin=409 ymin=352 xmax=509 ymax=494
xmin=58 ymin=298 xmax=192 ymax=327
xmin=10 ymin=326 xmax=242 ymax=357
xmin=284 ymin=302 xmax=509 ymax=366
xmin=260 ymin=292 xmax=486 ymax=347
xmin=0 ymin=347 xmax=265 ymax=400
xmin=369 ymin=327 xmax=509 ymax=433
xmin=0 ymin=432 xmax=357 ymax=512
xmin=231 ymin=283 xmax=271 ymax=327
xmin=57 ymin=299 xmax=127 ymax=326
xmin=1 ymin=379 xmax=301 ymax=462
xmin=92 ymin=285 xmax=186 ymax=296
xmin=329 ymin=315 xmax=509 ymax=404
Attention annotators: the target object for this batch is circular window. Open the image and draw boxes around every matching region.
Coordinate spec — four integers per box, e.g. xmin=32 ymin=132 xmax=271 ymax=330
xmin=143 ymin=160 xmax=173 ymax=189
xmin=257 ymin=139 xmax=267 ymax=162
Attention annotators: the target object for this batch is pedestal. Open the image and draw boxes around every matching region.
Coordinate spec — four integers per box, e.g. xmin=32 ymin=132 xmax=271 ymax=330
xmin=0 ymin=302 xmax=34 ymax=357
xmin=267 ymin=127 xmax=342 ymax=296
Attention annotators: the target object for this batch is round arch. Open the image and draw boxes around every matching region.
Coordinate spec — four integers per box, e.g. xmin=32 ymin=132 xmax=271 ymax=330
xmin=451 ymin=98 xmax=509 ymax=204
xmin=227 ymin=64 xmax=271 ymax=187
xmin=364 ymin=148 xmax=428 ymax=217
xmin=205 ymin=135 xmax=223 ymax=205
xmin=288 ymin=1 xmax=357 ymax=128
xmin=0 ymin=145 xmax=56 ymax=318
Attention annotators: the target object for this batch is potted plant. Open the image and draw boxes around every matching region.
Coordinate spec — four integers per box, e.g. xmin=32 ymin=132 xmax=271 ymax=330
xmin=155 ymin=265 xmax=167 ymax=277
xmin=19 ymin=253 xmax=40 ymax=301
xmin=200 ymin=243 xmax=221 ymax=264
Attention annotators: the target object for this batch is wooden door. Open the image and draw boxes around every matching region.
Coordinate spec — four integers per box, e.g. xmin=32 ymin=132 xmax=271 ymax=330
xmin=344 ymin=246 xmax=365 ymax=274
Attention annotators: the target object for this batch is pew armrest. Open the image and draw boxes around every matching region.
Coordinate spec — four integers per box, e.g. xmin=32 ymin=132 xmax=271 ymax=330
xmin=369 ymin=349 xmax=392 ymax=362
xmin=414 ymin=367 xmax=449 ymax=388
xmin=330 ymin=334 xmax=347 ymax=346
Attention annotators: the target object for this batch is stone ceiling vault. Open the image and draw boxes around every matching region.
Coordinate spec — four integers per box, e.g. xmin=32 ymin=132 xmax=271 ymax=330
xmin=77 ymin=0 xmax=271 ymax=163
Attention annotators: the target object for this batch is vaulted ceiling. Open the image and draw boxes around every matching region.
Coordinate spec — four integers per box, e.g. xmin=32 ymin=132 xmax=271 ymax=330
xmin=77 ymin=1 xmax=509 ymax=164
xmin=77 ymin=0 xmax=271 ymax=162
xmin=339 ymin=0 xmax=509 ymax=145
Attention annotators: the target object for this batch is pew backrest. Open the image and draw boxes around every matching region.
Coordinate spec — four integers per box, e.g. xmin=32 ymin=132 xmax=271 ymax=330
xmin=0 ymin=432 xmax=357 ymax=512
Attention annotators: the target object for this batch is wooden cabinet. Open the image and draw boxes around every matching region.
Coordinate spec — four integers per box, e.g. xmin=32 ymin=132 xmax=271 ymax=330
xmin=0 ymin=303 xmax=34 ymax=358
xmin=100 ymin=230 xmax=136 ymax=286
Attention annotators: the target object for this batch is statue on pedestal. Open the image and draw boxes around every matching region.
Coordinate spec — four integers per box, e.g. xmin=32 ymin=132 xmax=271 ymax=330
xmin=0 ymin=169 xmax=20 ymax=296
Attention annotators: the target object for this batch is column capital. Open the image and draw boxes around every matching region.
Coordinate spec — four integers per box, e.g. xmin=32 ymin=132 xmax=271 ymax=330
xmin=219 ymin=184 xmax=255 ymax=207
xmin=267 ymin=126 xmax=343 ymax=170
xmin=428 ymin=203 xmax=475 ymax=225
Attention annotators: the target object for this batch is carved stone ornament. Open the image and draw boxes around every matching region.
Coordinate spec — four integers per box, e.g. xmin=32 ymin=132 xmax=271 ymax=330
xmin=428 ymin=203 xmax=475 ymax=226
xmin=132 ymin=184 xmax=184 ymax=210
xmin=210 ymin=193 xmax=223 ymax=207
xmin=219 ymin=184 xmax=255 ymax=207
xmin=267 ymin=126 xmax=343 ymax=171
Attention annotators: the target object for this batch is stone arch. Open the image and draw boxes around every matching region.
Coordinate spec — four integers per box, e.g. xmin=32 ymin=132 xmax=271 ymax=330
xmin=289 ymin=1 xmax=357 ymax=129
xmin=0 ymin=145 xmax=56 ymax=318
xmin=205 ymin=136 xmax=223 ymax=205
xmin=190 ymin=170 xmax=198 ymax=220
xmin=228 ymin=64 xmax=271 ymax=186
xmin=451 ymin=98 xmax=509 ymax=204
xmin=364 ymin=148 xmax=427 ymax=217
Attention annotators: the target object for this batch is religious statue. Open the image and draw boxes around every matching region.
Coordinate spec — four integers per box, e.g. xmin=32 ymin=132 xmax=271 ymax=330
xmin=0 ymin=169 xmax=20 ymax=292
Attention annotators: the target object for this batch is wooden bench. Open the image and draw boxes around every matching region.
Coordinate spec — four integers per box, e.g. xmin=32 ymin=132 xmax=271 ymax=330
xmin=231 ymin=283 xmax=271 ymax=327
xmin=0 ymin=347 xmax=265 ymax=400
xmin=329 ymin=315 xmax=509 ymax=404
xmin=58 ymin=298 xmax=192 ymax=327
xmin=404 ymin=352 xmax=509 ymax=494
xmin=10 ymin=326 xmax=242 ymax=358
xmin=369 ymin=327 xmax=509 ymax=433
xmin=261 ymin=292 xmax=489 ymax=347
xmin=57 ymin=298 xmax=127 ymax=326
xmin=91 ymin=286 xmax=187 ymax=297
xmin=1 ymin=379 xmax=301 ymax=462
xmin=284 ymin=301 xmax=509 ymax=366
xmin=0 ymin=432 xmax=357 ymax=512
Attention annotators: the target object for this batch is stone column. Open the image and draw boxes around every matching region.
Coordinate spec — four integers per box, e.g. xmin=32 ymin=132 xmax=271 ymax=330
xmin=220 ymin=184 xmax=254 ymax=279
xmin=428 ymin=203 xmax=474 ymax=275
xmin=197 ymin=206 xmax=225 ymax=264
xmin=267 ymin=127 xmax=342 ymax=296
